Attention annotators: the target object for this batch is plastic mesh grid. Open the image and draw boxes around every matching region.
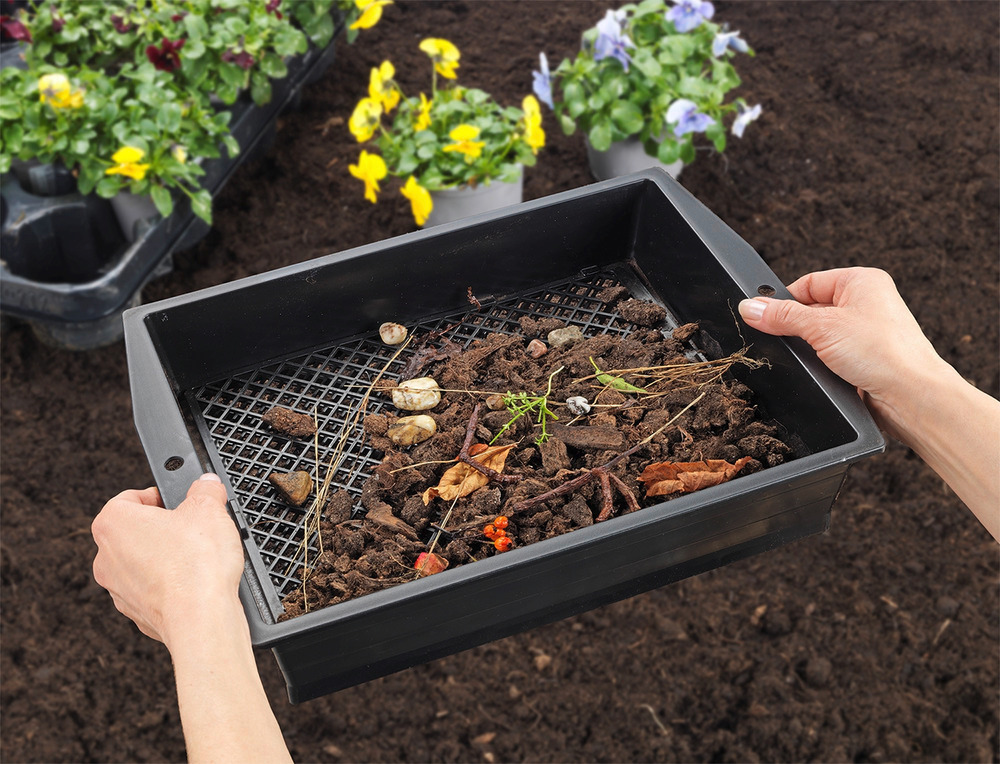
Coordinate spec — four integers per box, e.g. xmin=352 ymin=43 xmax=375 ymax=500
xmin=192 ymin=269 xmax=653 ymax=598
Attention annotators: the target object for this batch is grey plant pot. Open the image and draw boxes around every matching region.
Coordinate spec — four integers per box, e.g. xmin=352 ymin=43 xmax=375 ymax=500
xmin=586 ymin=136 xmax=684 ymax=182
xmin=424 ymin=169 xmax=524 ymax=227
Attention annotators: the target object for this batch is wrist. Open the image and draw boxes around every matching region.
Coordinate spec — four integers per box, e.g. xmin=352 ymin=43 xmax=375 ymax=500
xmin=874 ymin=355 xmax=966 ymax=447
xmin=162 ymin=592 xmax=250 ymax=657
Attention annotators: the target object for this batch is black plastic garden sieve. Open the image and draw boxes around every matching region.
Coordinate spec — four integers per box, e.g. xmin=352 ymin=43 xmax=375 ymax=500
xmin=123 ymin=169 xmax=884 ymax=702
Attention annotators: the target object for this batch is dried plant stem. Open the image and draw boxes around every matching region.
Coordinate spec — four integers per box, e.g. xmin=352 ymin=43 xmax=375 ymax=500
xmin=458 ymin=404 xmax=522 ymax=483
xmin=577 ymin=349 xmax=767 ymax=394
xmin=508 ymin=392 xmax=706 ymax=520
xmin=289 ymin=336 xmax=414 ymax=607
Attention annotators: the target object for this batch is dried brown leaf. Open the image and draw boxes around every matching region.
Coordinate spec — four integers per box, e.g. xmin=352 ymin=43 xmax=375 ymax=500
xmin=638 ymin=456 xmax=753 ymax=497
xmin=422 ymin=444 xmax=516 ymax=504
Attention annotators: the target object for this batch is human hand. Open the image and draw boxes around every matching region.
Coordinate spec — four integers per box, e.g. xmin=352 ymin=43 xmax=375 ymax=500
xmin=92 ymin=474 xmax=245 ymax=651
xmin=737 ymin=267 xmax=952 ymax=438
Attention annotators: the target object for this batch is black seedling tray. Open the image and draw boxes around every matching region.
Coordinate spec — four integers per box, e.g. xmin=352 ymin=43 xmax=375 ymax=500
xmin=123 ymin=169 xmax=884 ymax=702
xmin=0 ymin=29 xmax=337 ymax=348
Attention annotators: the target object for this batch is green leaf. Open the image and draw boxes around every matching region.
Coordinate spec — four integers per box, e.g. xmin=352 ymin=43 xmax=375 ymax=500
xmin=184 ymin=38 xmax=206 ymax=60
xmin=558 ymin=112 xmax=577 ymax=135
xmin=259 ymin=53 xmax=287 ymax=79
xmin=416 ymin=143 xmax=436 ymax=160
xmin=3 ymin=123 xmax=23 ymax=153
xmin=222 ymin=135 xmax=241 ymax=158
xmin=190 ymin=190 xmax=213 ymax=225
xmin=184 ymin=14 xmax=209 ymax=40
xmin=632 ymin=50 xmax=662 ymax=79
xmin=72 ymin=138 xmax=90 ymax=155
xmin=0 ymin=155 xmax=10 ymax=173
xmin=96 ymin=177 xmax=121 ymax=198
xmin=307 ymin=14 xmax=334 ymax=47
xmin=588 ymin=121 xmax=612 ymax=152
xmin=610 ymin=101 xmax=644 ymax=135
xmin=151 ymin=185 xmax=173 ymax=218
xmin=679 ymin=140 xmax=696 ymax=164
xmin=219 ymin=63 xmax=245 ymax=87
xmin=157 ymin=103 xmax=183 ymax=133
xmin=250 ymin=72 xmax=271 ymax=105
xmin=656 ymin=138 xmax=681 ymax=164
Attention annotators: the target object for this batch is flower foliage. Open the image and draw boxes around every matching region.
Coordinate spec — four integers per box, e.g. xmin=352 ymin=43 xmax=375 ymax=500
xmin=347 ymin=39 xmax=544 ymax=227
xmin=534 ymin=0 xmax=761 ymax=167
xmin=0 ymin=0 xmax=344 ymax=224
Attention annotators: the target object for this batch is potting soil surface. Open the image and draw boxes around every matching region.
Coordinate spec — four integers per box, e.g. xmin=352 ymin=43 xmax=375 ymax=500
xmin=2 ymin=2 xmax=998 ymax=762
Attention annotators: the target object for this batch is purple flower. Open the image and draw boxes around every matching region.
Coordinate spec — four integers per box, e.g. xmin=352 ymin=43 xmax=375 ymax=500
xmin=593 ymin=9 xmax=633 ymax=72
xmin=712 ymin=30 xmax=748 ymax=57
xmin=222 ymin=49 xmax=254 ymax=70
xmin=265 ymin=0 xmax=283 ymax=20
xmin=666 ymin=0 xmax=714 ymax=33
xmin=532 ymin=52 xmax=553 ymax=110
xmin=666 ymin=98 xmax=715 ymax=137
xmin=732 ymin=103 xmax=762 ymax=138
xmin=51 ymin=6 xmax=65 ymax=33
xmin=110 ymin=14 xmax=134 ymax=33
xmin=146 ymin=37 xmax=186 ymax=72
xmin=0 ymin=15 xmax=32 ymax=43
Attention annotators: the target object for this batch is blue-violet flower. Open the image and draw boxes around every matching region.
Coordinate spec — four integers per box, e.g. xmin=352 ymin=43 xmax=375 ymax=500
xmin=593 ymin=9 xmax=633 ymax=71
xmin=732 ymin=103 xmax=762 ymax=138
xmin=666 ymin=98 xmax=715 ymax=137
xmin=532 ymin=52 xmax=554 ymax=110
xmin=712 ymin=30 xmax=749 ymax=57
xmin=666 ymin=0 xmax=714 ymax=33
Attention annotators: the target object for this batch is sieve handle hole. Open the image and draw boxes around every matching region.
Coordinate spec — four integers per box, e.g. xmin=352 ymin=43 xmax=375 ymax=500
xmin=164 ymin=456 xmax=184 ymax=471
xmin=757 ymin=284 xmax=776 ymax=297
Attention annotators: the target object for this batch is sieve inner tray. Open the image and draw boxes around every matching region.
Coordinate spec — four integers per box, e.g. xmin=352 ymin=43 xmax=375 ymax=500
xmin=188 ymin=265 xmax=696 ymax=613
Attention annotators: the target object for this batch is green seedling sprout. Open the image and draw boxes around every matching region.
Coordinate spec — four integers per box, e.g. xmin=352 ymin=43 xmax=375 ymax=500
xmin=490 ymin=366 xmax=563 ymax=446
xmin=589 ymin=357 xmax=647 ymax=394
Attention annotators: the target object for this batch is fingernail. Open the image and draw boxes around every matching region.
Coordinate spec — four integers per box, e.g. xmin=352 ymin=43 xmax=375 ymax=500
xmin=199 ymin=472 xmax=222 ymax=483
xmin=738 ymin=298 xmax=766 ymax=322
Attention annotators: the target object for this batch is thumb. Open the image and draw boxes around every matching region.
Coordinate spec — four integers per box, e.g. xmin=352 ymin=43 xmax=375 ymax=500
xmin=180 ymin=472 xmax=230 ymax=512
xmin=738 ymin=296 xmax=824 ymax=342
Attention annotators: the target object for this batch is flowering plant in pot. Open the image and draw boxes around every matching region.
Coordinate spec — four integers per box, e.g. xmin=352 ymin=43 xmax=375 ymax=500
xmin=347 ymin=38 xmax=545 ymax=227
xmin=0 ymin=0 xmax=346 ymax=225
xmin=532 ymin=0 xmax=761 ymax=180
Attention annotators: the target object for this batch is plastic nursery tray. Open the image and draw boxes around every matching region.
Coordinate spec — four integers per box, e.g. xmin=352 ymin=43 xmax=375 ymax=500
xmin=123 ymin=169 xmax=884 ymax=703
xmin=0 ymin=29 xmax=337 ymax=349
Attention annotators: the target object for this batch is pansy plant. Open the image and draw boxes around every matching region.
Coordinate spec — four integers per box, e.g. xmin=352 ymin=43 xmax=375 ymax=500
xmin=534 ymin=0 xmax=761 ymax=167
xmin=347 ymin=39 xmax=545 ymax=227
xmin=0 ymin=0 xmax=350 ymax=225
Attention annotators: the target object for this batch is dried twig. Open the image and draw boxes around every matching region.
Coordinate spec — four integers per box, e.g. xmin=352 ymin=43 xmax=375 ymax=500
xmin=508 ymin=392 xmax=706 ymax=520
xmin=457 ymin=404 xmax=522 ymax=484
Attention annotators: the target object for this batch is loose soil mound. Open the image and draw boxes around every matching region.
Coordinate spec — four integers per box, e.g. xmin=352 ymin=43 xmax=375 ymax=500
xmin=2 ymin=2 xmax=997 ymax=762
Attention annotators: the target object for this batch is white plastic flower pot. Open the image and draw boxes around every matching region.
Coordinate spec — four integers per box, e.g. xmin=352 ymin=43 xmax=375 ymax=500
xmin=425 ymin=168 xmax=524 ymax=228
xmin=586 ymin=137 xmax=684 ymax=182
xmin=109 ymin=191 xmax=160 ymax=243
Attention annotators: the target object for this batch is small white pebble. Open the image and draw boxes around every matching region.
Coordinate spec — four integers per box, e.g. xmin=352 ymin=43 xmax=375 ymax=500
xmin=392 ymin=377 xmax=441 ymax=411
xmin=566 ymin=396 xmax=591 ymax=416
xmin=379 ymin=322 xmax=408 ymax=345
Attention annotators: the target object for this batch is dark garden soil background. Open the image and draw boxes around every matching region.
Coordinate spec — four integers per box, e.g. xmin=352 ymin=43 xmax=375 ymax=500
xmin=2 ymin=2 xmax=998 ymax=762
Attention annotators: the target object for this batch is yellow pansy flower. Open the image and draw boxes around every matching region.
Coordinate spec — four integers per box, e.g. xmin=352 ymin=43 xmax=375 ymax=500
xmin=400 ymin=176 xmax=433 ymax=227
xmin=38 ymin=73 xmax=84 ymax=109
xmin=351 ymin=0 xmax=392 ymax=30
xmin=171 ymin=145 xmax=188 ymax=164
xmin=105 ymin=146 xmax=151 ymax=181
xmin=442 ymin=124 xmax=485 ymax=160
xmin=349 ymin=150 xmax=387 ymax=203
xmin=368 ymin=61 xmax=400 ymax=113
xmin=522 ymin=95 xmax=545 ymax=155
xmin=349 ymin=97 xmax=383 ymax=142
xmin=419 ymin=38 xmax=460 ymax=79
xmin=415 ymin=92 xmax=432 ymax=131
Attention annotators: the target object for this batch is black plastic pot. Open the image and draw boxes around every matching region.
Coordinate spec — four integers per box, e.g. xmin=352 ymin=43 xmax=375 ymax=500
xmin=123 ymin=169 xmax=884 ymax=703
xmin=0 ymin=29 xmax=338 ymax=349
